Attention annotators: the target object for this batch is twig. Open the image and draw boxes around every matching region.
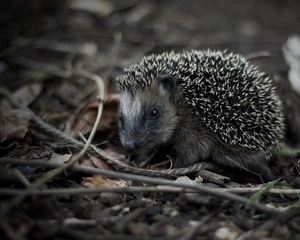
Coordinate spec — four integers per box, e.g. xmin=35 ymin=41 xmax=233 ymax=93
xmin=226 ymin=187 xmax=300 ymax=195
xmin=0 ymin=168 xmax=31 ymax=187
xmin=0 ymin=186 xmax=192 ymax=195
xmin=247 ymin=180 xmax=278 ymax=206
xmin=13 ymin=170 xmax=31 ymax=187
xmin=237 ymin=205 xmax=300 ymax=240
xmin=236 ymin=220 xmax=274 ymax=240
xmin=80 ymin=132 xmax=203 ymax=177
xmin=0 ymin=88 xmax=175 ymax=179
xmin=33 ymin=70 xmax=104 ymax=185
xmin=2 ymin=159 xmax=300 ymax=196
xmin=4 ymin=55 xmax=204 ymax=177
xmin=245 ymin=51 xmax=271 ymax=61
xmin=0 ymin=70 xmax=104 ymax=217
xmin=78 ymin=132 xmax=175 ymax=178
xmin=0 ymin=185 xmax=299 ymax=196
xmin=0 ymin=158 xmax=281 ymax=215
xmin=178 ymin=203 xmax=225 ymax=240
xmin=0 ymin=79 xmax=202 ymax=178
xmin=66 ymin=219 xmax=97 ymax=228
xmin=178 ymin=214 xmax=214 ymax=240
xmin=4 ymin=55 xmax=200 ymax=177
xmin=198 ymin=169 xmax=231 ymax=185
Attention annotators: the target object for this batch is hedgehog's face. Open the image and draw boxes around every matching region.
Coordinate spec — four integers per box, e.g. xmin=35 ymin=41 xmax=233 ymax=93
xmin=118 ymin=75 xmax=178 ymax=153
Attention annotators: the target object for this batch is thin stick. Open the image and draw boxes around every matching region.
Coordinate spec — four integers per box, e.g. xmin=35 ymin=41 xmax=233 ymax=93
xmin=0 ymin=57 xmax=203 ymax=178
xmin=33 ymin=71 xmax=104 ymax=186
xmin=0 ymin=85 xmax=187 ymax=178
xmin=0 ymin=71 xmax=104 ymax=217
xmin=0 ymin=158 xmax=280 ymax=215
xmin=0 ymin=187 xmax=191 ymax=195
xmin=0 ymin=184 xmax=299 ymax=196
xmin=245 ymin=51 xmax=271 ymax=61
xmin=12 ymin=169 xmax=31 ymax=187
xmin=178 ymin=210 xmax=220 ymax=240
xmin=2 ymin=159 xmax=299 ymax=196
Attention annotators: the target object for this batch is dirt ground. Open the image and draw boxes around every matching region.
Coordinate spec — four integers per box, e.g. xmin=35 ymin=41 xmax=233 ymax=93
xmin=0 ymin=0 xmax=300 ymax=239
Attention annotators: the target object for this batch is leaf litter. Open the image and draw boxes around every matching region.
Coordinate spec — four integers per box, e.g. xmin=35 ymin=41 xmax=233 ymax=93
xmin=0 ymin=1 xmax=300 ymax=240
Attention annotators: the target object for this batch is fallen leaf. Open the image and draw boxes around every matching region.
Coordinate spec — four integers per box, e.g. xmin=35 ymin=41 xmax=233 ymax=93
xmin=82 ymin=175 xmax=127 ymax=188
xmin=80 ymin=147 xmax=125 ymax=174
xmin=214 ymin=222 xmax=242 ymax=240
xmin=99 ymin=147 xmax=126 ymax=160
xmin=71 ymin=102 xmax=97 ymax=135
xmin=69 ymin=93 xmax=120 ymax=136
xmin=1 ymin=83 xmax=42 ymax=110
xmin=175 ymin=176 xmax=197 ymax=185
xmin=81 ymin=155 xmax=112 ymax=170
xmin=89 ymin=155 xmax=111 ymax=169
xmin=0 ymin=109 xmax=31 ymax=142
xmin=100 ymin=94 xmax=120 ymax=131
xmin=49 ymin=152 xmax=72 ymax=164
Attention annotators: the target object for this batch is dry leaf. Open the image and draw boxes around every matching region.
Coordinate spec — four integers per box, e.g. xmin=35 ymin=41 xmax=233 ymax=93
xmin=89 ymin=155 xmax=111 ymax=169
xmin=82 ymin=175 xmax=127 ymax=188
xmin=71 ymin=102 xmax=97 ymax=135
xmin=49 ymin=152 xmax=72 ymax=164
xmin=175 ymin=176 xmax=197 ymax=185
xmin=100 ymin=94 xmax=120 ymax=131
xmin=214 ymin=222 xmax=242 ymax=240
xmin=81 ymin=155 xmax=112 ymax=170
xmin=0 ymin=109 xmax=31 ymax=142
xmin=1 ymin=83 xmax=42 ymax=110
xmin=70 ymin=94 xmax=120 ymax=135
xmin=99 ymin=147 xmax=126 ymax=160
xmin=215 ymin=227 xmax=240 ymax=240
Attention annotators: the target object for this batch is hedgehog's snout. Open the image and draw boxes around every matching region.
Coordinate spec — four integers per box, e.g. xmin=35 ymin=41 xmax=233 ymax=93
xmin=123 ymin=139 xmax=141 ymax=153
xmin=120 ymin=129 xmax=146 ymax=153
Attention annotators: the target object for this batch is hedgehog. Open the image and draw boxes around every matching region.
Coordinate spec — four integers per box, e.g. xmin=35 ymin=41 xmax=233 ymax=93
xmin=115 ymin=49 xmax=284 ymax=181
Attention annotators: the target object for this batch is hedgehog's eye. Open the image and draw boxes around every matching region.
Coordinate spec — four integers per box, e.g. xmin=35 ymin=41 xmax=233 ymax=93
xmin=149 ymin=109 xmax=159 ymax=118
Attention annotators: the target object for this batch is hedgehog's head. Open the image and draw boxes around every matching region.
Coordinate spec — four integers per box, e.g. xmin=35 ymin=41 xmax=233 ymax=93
xmin=117 ymin=74 xmax=178 ymax=153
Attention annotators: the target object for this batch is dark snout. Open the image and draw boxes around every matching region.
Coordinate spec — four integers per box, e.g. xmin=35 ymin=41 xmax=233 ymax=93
xmin=123 ymin=140 xmax=141 ymax=153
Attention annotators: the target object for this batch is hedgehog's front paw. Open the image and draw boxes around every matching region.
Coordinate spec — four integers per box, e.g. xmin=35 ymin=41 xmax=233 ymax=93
xmin=173 ymin=158 xmax=184 ymax=168
xmin=173 ymin=156 xmax=200 ymax=169
xmin=253 ymin=161 xmax=275 ymax=182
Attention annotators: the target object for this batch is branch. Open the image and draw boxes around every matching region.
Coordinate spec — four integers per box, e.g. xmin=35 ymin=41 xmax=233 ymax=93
xmin=0 ymin=69 xmax=104 ymax=217
xmin=0 ymin=158 xmax=281 ymax=215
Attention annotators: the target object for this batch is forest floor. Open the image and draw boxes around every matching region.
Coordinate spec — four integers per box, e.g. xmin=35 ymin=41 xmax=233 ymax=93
xmin=0 ymin=0 xmax=300 ymax=239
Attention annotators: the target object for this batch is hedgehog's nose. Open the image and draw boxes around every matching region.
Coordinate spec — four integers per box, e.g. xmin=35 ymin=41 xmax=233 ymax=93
xmin=124 ymin=140 xmax=139 ymax=153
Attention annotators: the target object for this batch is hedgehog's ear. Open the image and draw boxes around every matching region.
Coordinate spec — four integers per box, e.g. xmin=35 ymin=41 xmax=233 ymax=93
xmin=111 ymin=66 xmax=123 ymax=87
xmin=157 ymin=74 xmax=177 ymax=101
xmin=111 ymin=66 xmax=125 ymax=80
